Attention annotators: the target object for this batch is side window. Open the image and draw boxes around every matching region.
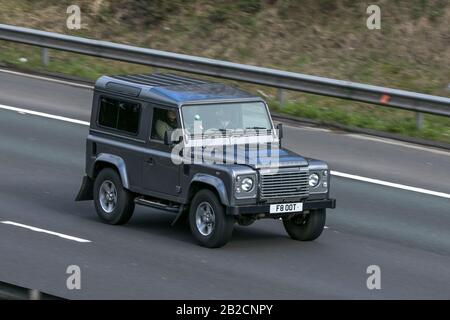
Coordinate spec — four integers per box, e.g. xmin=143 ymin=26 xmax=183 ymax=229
xmin=98 ymin=97 xmax=141 ymax=135
xmin=151 ymin=108 xmax=179 ymax=141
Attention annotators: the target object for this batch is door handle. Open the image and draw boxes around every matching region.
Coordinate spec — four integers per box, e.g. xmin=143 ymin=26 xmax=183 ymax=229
xmin=145 ymin=157 xmax=154 ymax=165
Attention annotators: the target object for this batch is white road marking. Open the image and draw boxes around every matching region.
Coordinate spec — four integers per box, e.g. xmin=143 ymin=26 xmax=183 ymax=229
xmin=285 ymin=124 xmax=450 ymax=157
xmin=283 ymin=123 xmax=331 ymax=133
xmin=331 ymin=171 xmax=450 ymax=199
xmin=1 ymin=221 xmax=91 ymax=243
xmin=0 ymin=68 xmax=94 ymax=89
xmin=344 ymin=133 xmax=450 ymax=157
xmin=0 ymin=103 xmax=448 ymax=200
xmin=0 ymin=104 xmax=90 ymax=126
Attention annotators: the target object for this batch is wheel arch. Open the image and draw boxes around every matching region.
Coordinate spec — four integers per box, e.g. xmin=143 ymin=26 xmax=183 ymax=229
xmin=188 ymin=174 xmax=230 ymax=207
xmin=91 ymin=153 xmax=130 ymax=189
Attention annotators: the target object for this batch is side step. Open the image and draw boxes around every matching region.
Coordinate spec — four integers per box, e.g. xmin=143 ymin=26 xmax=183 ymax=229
xmin=134 ymin=197 xmax=180 ymax=213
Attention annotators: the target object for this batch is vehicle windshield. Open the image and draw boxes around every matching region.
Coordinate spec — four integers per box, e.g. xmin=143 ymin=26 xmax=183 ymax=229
xmin=181 ymin=102 xmax=272 ymax=136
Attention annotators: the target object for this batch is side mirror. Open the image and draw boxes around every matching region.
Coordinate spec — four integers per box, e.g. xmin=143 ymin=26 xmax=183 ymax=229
xmin=276 ymin=123 xmax=283 ymax=139
xmin=164 ymin=130 xmax=183 ymax=146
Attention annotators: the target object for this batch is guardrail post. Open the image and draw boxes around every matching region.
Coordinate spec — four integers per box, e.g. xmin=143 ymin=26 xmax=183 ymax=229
xmin=29 ymin=289 xmax=41 ymax=300
xmin=40 ymin=47 xmax=49 ymax=67
xmin=277 ymin=88 xmax=285 ymax=107
xmin=415 ymin=112 xmax=423 ymax=130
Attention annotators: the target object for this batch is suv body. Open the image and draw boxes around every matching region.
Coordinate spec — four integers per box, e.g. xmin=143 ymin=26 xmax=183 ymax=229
xmin=76 ymin=73 xmax=336 ymax=247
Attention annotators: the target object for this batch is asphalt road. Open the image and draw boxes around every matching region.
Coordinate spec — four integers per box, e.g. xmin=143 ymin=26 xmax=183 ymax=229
xmin=0 ymin=70 xmax=449 ymax=299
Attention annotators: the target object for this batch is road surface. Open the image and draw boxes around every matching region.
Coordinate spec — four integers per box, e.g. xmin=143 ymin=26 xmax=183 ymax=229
xmin=0 ymin=69 xmax=449 ymax=299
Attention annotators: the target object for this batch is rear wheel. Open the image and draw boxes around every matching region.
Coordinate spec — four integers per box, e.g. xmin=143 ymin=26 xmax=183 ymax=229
xmin=283 ymin=209 xmax=326 ymax=241
xmin=189 ymin=190 xmax=234 ymax=248
xmin=93 ymin=168 xmax=135 ymax=225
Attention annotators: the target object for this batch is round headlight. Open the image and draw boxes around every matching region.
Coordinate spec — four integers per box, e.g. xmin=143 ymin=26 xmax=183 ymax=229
xmin=309 ymin=173 xmax=320 ymax=187
xmin=241 ymin=177 xmax=254 ymax=192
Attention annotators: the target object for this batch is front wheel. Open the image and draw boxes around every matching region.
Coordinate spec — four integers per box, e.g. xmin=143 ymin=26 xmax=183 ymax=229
xmin=283 ymin=209 xmax=326 ymax=241
xmin=189 ymin=190 xmax=234 ymax=248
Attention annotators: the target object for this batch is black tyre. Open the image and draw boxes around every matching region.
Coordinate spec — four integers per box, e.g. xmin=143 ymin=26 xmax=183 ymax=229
xmin=189 ymin=190 xmax=234 ymax=248
xmin=93 ymin=168 xmax=135 ymax=225
xmin=283 ymin=209 xmax=326 ymax=241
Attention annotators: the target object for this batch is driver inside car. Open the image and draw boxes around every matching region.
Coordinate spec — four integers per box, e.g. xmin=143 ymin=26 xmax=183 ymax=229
xmin=156 ymin=109 xmax=178 ymax=140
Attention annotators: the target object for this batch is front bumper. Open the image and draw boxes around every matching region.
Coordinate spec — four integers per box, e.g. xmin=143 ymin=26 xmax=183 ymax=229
xmin=227 ymin=198 xmax=336 ymax=216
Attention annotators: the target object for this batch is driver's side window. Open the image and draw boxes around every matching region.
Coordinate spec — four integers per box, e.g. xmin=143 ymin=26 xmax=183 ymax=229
xmin=150 ymin=107 xmax=179 ymax=141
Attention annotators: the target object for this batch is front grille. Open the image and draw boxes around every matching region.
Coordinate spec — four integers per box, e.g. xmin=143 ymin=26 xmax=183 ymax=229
xmin=259 ymin=167 xmax=309 ymax=200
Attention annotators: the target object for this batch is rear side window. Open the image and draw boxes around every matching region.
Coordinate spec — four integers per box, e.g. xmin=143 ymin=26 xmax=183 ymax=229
xmin=98 ymin=97 xmax=141 ymax=134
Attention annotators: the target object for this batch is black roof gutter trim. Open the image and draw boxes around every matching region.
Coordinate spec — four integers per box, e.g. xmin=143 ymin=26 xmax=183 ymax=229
xmin=179 ymin=97 xmax=265 ymax=107
xmin=105 ymin=82 xmax=141 ymax=97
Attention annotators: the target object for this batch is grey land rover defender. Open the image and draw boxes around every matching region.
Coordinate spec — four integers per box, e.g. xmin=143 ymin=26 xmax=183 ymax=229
xmin=76 ymin=73 xmax=336 ymax=248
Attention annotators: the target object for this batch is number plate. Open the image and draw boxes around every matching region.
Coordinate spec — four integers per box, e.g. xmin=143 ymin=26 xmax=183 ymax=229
xmin=269 ymin=202 xmax=303 ymax=214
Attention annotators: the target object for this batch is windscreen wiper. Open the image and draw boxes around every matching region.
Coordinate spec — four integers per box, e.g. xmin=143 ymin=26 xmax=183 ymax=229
xmin=245 ymin=126 xmax=268 ymax=130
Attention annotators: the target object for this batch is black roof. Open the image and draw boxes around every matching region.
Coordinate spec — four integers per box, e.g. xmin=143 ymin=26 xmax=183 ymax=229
xmin=110 ymin=73 xmax=207 ymax=86
xmin=95 ymin=73 xmax=261 ymax=106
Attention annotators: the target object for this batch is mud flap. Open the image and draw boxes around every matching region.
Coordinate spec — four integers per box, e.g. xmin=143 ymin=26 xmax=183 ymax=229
xmin=171 ymin=204 xmax=186 ymax=226
xmin=75 ymin=176 xmax=94 ymax=201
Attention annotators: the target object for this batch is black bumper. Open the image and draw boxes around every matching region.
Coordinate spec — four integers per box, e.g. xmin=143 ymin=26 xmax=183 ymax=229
xmin=228 ymin=198 xmax=336 ymax=216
